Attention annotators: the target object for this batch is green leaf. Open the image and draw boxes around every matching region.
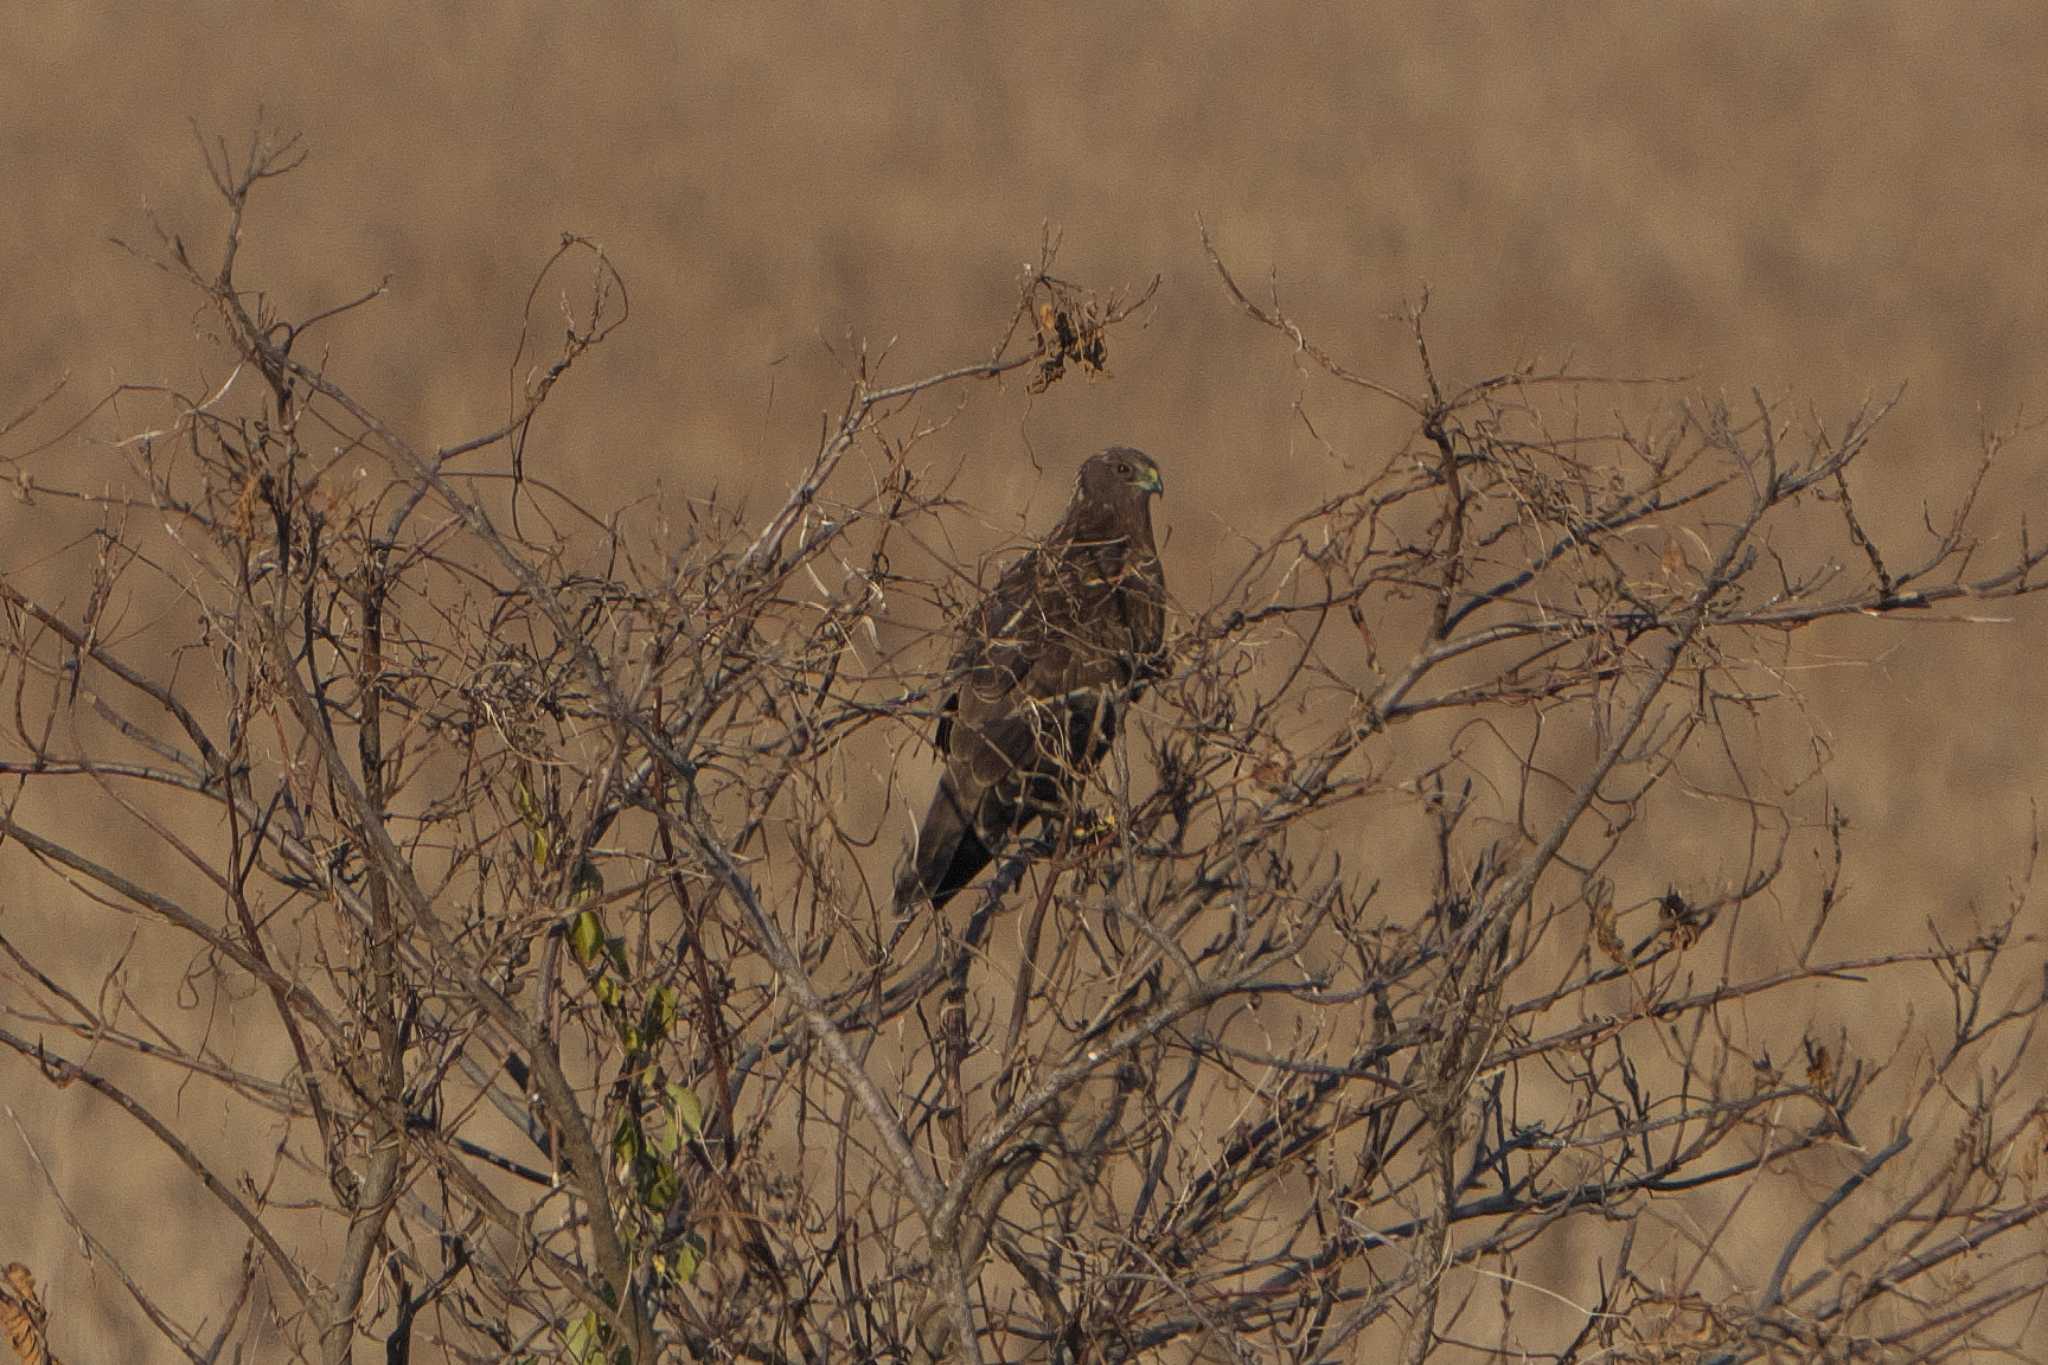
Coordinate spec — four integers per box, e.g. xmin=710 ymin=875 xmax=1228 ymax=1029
xmin=641 ymin=985 xmax=679 ymax=1043
xmin=655 ymin=1232 xmax=708 ymax=1287
xmin=612 ymin=1109 xmax=643 ymax=1162
xmin=513 ymin=778 xmax=545 ymax=831
xmin=569 ymin=909 xmax=605 ymax=965
xmin=669 ymin=1082 xmax=705 ymax=1141
xmin=648 ymin=1112 xmax=679 ymax=1159
xmin=514 ymin=781 xmax=553 ymax=869
xmin=671 ymin=1232 xmax=706 ymax=1284
xmin=641 ymin=1160 xmax=678 ymax=1210
xmin=565 ymin=1311 xmax=604 ymax=1364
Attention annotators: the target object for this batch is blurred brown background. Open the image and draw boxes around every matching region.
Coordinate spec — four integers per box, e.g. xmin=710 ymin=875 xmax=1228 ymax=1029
xmin=5 ymin=2 xmax=2048 ymax=1356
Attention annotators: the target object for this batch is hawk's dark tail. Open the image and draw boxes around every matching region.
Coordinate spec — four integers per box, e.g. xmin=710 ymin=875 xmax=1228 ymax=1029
xmin=894 ymin=780 xmax=995 ymax=914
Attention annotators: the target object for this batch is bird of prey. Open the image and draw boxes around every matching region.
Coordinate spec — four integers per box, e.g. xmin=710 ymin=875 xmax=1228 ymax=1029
xmin=894 ymin=446 xmax=1167 ymax=914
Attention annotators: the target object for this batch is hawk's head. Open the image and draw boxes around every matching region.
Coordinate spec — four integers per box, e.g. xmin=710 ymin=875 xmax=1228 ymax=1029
xmin=1078 ymin=446 xmax=1165 ymax=505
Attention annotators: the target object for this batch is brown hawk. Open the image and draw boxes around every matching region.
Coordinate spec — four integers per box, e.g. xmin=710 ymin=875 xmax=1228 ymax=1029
xmin=894 ymin=447 xmax=1167 ymax=913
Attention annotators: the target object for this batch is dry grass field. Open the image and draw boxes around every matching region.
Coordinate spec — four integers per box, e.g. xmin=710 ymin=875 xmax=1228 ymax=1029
xmin=5 ymin=4 xmax=2048 ymax=1359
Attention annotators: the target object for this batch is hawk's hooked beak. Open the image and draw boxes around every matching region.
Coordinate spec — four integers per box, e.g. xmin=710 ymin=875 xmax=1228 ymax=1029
xmin=1135 ymin=465 xmax=1164 ymax=496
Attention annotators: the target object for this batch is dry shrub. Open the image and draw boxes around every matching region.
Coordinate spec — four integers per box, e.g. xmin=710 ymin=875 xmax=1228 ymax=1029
xmin=5 ymin=129 xmax=2048 ymax=1364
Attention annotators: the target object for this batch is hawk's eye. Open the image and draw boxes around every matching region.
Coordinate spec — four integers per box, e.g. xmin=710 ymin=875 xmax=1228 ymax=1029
xmin=1116 ymin=461 xmax=1131 ymax=476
